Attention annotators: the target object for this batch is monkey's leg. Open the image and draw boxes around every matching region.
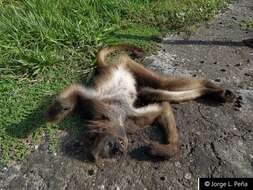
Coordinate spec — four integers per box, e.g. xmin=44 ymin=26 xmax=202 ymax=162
xmin=138 ymin=87 xmax=234 ymax=103
xmin=154 ymin=79 xmax=234 ymax=103
xmin=120 ymin=56 xmax=234 ymax=102
xmin=119 ymin=55 xmax=165 ymax=88
xmin=148 ymin=102 xmax=180 ymax=159
xmin=123 ymin=56 xmax=214 ymax=90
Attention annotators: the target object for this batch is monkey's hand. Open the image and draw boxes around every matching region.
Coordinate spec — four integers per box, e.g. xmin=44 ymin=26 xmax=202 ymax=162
xmin=147 ymin=142 xmax=180 ymax=160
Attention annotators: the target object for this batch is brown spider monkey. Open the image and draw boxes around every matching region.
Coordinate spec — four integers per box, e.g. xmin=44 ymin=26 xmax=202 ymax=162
xmin=45 ymin=44 xmax=235 ymax=161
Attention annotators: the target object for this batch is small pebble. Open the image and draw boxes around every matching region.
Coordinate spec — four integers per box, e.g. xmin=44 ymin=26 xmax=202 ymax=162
xmin=234 ymin=63 xmax=242 ymax=67
xmin=98 ymin=185 xmax=105 ymax=190
xmin=185 ymin=173 xmax=191 ymax=180
xmin=175 ymin=162 xmax=181 ymax=168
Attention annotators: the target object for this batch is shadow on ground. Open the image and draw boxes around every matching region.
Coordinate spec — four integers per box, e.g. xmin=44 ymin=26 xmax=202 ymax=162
xmin=4 ymin=96 xmax=52 ymax=138
xmin=113 ymin=33 xmax=252 ymax=47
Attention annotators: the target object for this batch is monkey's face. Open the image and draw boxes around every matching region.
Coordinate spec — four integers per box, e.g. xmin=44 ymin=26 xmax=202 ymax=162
xmin=94 ymin=133 xmax=128 ymax=159
xmin=45 ymin=97 xmax=75 ymax=123
xmin=88 ymin=120 xmax=128 ymax=160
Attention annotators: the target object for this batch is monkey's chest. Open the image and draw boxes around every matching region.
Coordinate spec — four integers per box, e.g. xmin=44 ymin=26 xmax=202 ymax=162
xmin=98 ymin=66 xmax=137 ymax=104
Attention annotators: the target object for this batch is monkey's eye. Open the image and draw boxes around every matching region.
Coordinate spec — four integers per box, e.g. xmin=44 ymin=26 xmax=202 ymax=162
xmin=108 ymin=141 xmax=114 ymax=148
xmin=63 ymin=107 xmax=70 ymax=111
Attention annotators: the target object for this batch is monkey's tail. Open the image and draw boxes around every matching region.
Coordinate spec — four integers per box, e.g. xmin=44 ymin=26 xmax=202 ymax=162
xmin=96 ymin=44 xmax=144 ymax=67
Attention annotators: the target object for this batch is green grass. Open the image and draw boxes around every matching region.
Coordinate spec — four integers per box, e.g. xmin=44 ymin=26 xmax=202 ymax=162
xmin=0 ymin=0 xmax=229 ymax=165
xmin=246 ymin=20 xmax=253 ymax=29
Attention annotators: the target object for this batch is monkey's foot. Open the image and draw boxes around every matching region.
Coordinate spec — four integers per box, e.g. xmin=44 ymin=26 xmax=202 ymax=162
xmin=221 ymin=89 xmax=236 ymax=103
xmin=147 ymin=142 xmax=180 ymax=160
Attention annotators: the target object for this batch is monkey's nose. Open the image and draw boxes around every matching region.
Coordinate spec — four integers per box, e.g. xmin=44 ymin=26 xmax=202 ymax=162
xmin=111 ymin=145 xmax=125 ymax=156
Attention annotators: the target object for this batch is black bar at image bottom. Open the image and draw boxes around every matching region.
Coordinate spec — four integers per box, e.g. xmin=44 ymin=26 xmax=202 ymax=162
xmin=198 ymin=178 xmax=253 ymax=190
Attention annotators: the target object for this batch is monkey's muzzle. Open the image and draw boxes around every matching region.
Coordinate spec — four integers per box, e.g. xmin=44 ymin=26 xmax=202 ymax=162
xmin=88 ymin=123 xmax=128 ymax=160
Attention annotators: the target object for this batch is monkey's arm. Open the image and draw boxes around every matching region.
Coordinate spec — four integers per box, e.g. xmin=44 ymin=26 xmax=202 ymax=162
xmin=45 ymin=84 xmax=106 ymax=122
xmin=128 ymin=103 xmax=180 ymax=159
xmin=126 ymin=104 xmax=163 ymax=133
xmin=148 ymin=102 xmax=179 ymax=159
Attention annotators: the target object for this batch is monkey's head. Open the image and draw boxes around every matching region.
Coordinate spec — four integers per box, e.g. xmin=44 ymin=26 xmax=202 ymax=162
xmin=87 ymin=120 xmax=128 ymax=160
xmin=45 ymin=96 xmax=76 ymax=123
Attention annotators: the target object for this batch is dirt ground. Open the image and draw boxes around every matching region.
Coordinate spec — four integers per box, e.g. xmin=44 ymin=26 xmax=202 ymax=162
xmin=1 ymin=0 xmax=253 ymax=189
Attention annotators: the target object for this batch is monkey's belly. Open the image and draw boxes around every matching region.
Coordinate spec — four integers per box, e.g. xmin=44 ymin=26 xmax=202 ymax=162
xmin=97 ymin=66 xmax=137 ymax=104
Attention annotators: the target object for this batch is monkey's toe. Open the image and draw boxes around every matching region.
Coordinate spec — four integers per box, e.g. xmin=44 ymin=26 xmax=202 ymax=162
xmin=234 ymin=95 xmax=243 ymax=111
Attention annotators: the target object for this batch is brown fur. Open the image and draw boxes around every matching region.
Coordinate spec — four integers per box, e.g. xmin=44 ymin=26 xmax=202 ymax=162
xmin=45 ymin=44 xmax=235 ymax=161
